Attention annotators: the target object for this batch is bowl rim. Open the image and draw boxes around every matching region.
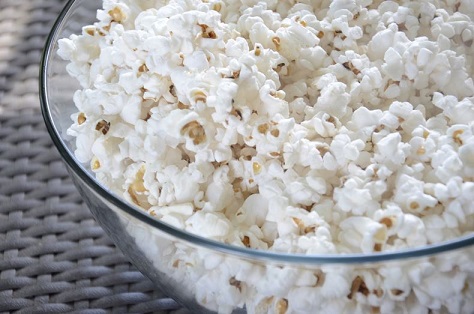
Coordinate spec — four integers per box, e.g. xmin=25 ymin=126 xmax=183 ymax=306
xmin=40 ymin=0 xmax=474 ymax=265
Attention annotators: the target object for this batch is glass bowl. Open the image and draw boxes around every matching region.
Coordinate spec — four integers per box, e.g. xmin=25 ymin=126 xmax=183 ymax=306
xmin=40 ymin=0 xmax=474 ymax=313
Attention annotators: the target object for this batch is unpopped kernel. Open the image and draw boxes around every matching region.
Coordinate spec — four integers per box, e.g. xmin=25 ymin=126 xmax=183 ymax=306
xmin=59 ymin=0 xmax=474 ymax=313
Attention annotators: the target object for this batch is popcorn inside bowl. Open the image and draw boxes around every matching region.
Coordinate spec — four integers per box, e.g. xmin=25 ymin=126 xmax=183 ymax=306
xmin=58 ymin=0 xmax=474 ymax=312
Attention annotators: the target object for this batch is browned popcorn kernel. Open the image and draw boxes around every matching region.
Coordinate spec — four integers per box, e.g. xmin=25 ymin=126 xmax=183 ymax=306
xmin=178 ymin=52 xmax=185 ymax=66
xmin=77 ymin=112 xmax=86 ymax=125
xmin=212 ymin=2 xmax=222 ymax=12
xmin=258 ymin=123 xmax=269 ymax=134
xmin=371 ymin=306 xmax=381 ymax=314
xmin=397 ymin=22 xmax=408 ymax=31
xmin=302 ymin=203 xmax=314 ymax=212
xmin=138 ymin=63 xmax=148 ymax=73
xmin=270 ymin=129 xmax=280 ymax=137
xmin=326 ymin=115 xmax=337 ymax=126
xmin=317 ymin=145 xmax=330 ymax=155
xmin=292 ymin=217 xmax=304 ymax=229
xmin=275 ymin=298 xmax=288 ymax=314
xmin=342 ymin=61 xmax=361 ymax=75
xmin=348 ymin=276 xmax=369 ymax=299
xmin=181 ymin=120 xmax=206 ymax=145
xmin=275 ymin=62 xmax=286 ymax=72
xmin=198 ymin=24 xmax=217 ymax=39
xmin=379 ymin=216 xmax=394 ymax=228
xmin=255 ymin=297 xmax=274 ymax=313
xmin=144 ymin=112 xmax=152 ymax=121
xmin=109 ymin=7 xmax=126 ymax=23
xmin=463 ymin=281 xmax=470 ymax=293
xmin=131 ymin=166 xmax=146 ymax=193
xmin=172 ymin=259 xmax=180 ymax=268
xmin=242 ymin=235 xmax=250 ymax=247
xmin=229 ymin=277 xmax=242 ymax=292
xmin=177 ymin=101 xmax=190 ymax=109
xmin=232 ymin=177 xmax=243 ymax=192
xmin=91 ymin=156 xmax=100 ymax=170
xmin=317 ymin=30 xmax=324 ymax=38
xmin=128 ymin=166 xmax=149 ymax=207
xmin=384 ymin=79 xmax=400 ymax=92
xmin=253 ymin=162 xmax=262 ymax=175
xmin=191 ymin=89 xmax=207 ymax=103
xmin=314 ymin=272 xmax=326 ymax=287
xmin=230 ymin=107 xmax=243 ymax=120
xmin=390 ymin=289 xmax=404 ymax=296
xmin=95 ymin=119 xmax=110 ymax=135
xmin=416 ymin=146 xmax=426 ymax=155
xmin=169 ymin=84 xmax=177 ymax=97
xmin=423 ymin=129 xmax=430 ymax=138
xmin=254 ymin=45 xmax=262 ymax=56
xmin=208 ymin=30 xmax=217 ymax=39
xmin=374 ymin=243 xmax=382 ymax=251
xmin=453 ymin=129 xmax=464 ymax=145
xmin=410 ymin=201 xmax=420 ymax=210
xmin=272 ymin=36 xmax=281 ymax=50
xmin=84 ymin=26 xmax=95 ymax=36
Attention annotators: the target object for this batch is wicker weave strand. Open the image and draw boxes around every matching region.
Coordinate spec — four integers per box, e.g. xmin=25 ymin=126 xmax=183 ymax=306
xmin=0 ymin=0 xmax=183 ymax=312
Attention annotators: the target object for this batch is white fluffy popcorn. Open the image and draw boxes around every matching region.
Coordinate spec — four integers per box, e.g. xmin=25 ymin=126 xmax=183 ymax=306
xmin=59 ymin=0 xmax=474 ymax=313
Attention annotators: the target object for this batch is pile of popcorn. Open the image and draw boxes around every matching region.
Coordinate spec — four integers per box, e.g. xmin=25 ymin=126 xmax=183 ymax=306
xmin=58 ymin=0 xmax=474 ymax=312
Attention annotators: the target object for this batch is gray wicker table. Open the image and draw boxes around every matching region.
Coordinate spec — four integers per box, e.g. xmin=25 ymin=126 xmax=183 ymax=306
xmin=0 ymin=0 xmax=183 ymax=312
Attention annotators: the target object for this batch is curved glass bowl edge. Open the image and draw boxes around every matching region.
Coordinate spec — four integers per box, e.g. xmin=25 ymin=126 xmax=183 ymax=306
xmin=39 ymin=0 xmax=474 ymax=265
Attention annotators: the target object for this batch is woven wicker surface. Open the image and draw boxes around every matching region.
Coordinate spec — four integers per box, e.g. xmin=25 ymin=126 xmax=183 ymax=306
xmin=0 ymin=0 xmax=183 ymax=312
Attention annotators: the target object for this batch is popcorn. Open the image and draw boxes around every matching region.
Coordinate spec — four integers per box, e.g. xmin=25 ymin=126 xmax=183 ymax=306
xmin=60 ymin=0 xmax=474 ymax=313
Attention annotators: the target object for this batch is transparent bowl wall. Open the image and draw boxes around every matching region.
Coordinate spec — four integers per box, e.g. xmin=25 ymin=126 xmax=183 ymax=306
xmin=41 ymin=0 xmax=474 ymax=313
